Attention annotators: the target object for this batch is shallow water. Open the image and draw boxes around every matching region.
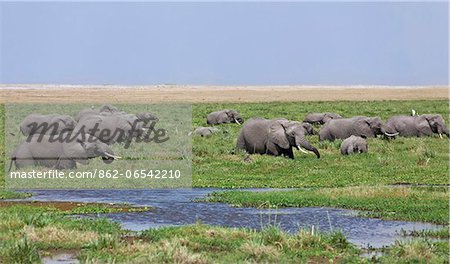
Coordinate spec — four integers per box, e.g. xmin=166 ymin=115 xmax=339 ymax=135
xmin=17 ymin=188 xmax=442 ymax=248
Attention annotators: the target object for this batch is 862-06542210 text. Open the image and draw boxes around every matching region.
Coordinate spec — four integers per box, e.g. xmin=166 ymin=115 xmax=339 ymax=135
xmin=9 ymin=169 xmax=182 ymax=180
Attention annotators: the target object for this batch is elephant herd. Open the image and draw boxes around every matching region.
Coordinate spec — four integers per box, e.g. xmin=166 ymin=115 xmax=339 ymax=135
xmin=9 ymin=105 xmax=158 ymax=170
xmin=196 ymin=109 xmax=449 ymax=160
xmin=9 ymin=106 xmax=449 ymax=170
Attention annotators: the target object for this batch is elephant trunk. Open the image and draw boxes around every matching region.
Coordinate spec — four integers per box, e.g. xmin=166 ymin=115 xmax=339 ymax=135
xmin=439 ymin=127 xmax=449 ymax=138
xmin=101 ymin=146 xmax=121 ymax=164
xmin=295 ymin=135 xmax=320 ymax=159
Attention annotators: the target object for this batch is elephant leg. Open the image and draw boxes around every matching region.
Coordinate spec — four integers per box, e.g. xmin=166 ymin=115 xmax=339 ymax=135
xmin=13 ymin=147 xmax=35 ymax=169
xmin=236 ymin=133 xmax=246 ymax=150
xmin=266 ymin=142 xmax=279 ymax=156
xmin=346 ymin=145 xmax=354 ymax=155
xmin=285 ymin=148 xmax=294 ymax=159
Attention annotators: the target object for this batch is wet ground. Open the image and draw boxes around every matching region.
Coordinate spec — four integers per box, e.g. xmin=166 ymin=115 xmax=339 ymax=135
xmin=14 ymin=188 xmax=443 ymax=249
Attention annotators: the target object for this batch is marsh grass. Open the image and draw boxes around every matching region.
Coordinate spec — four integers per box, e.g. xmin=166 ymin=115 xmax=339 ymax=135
xmin=5 ymin=236 xmax=41 ymax=264
xmin=77 ymin=223 xmax=361 ymax=263
xmin=0 ymin=205 xmax=123 ymax=262
xmin=399 ymin=226 xmax=450 ymax=239
xmin=379 ymin=239 xmax=449 ymax=264
xmin=206 ymin=186 xmax=449 ymax=224
xmin=0 ymin=190 xmax=31 ymax=199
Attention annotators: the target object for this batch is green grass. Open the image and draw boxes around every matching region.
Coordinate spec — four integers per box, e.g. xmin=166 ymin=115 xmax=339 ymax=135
xmin=0 ymin=205 xmax=123 ymax=262
xmin=0 ymin=190 xmax=31 ymax=199
xmin=206 ymin=186 xmax=449 ymax=224
xmin=80 ymin=223 xmax=363 ymax=263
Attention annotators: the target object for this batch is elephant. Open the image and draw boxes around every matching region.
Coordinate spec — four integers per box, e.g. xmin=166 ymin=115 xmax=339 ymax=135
xmin=206 ymin=109 xmax=244 ymax=125
xmin=340 ymin=135 xmax=368 ymax=155
xmin=236 ymin=118 xmax=320 ymax=159
xmin=20 ymin=114 xmax=77 ymax=136
xmin=301 ymin=122 xmax=316 ymax=135
xmin=74 ymin=114 xmax=146 ymax=145
xmin=9 ymin=133 xmax=119 ymax=170
xmin=136 ymin=112 xmax=159 ymax=128
xmin=303 ymin=112 xmax=342 ymax=125
xmin=319 ymin=116 xmax=393 ymax=141
xmin=75 ymin=104 xmax=121 ymax=122
xmin=191 ymin=127 xmax=220 ymax=137
xmin=384 ymin=114 xmax=449 ymax=138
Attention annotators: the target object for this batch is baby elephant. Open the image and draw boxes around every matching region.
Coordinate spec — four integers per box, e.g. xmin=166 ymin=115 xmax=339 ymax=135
xmin=20 ymin=114 xmax=77 ymax=136
xmin=340 ymin=135 xmax=368 ymax=155
xmin=191 ymin=127 xmax=220 ymax=137
xmin=206 ymin=109 xmax=243 ymax=125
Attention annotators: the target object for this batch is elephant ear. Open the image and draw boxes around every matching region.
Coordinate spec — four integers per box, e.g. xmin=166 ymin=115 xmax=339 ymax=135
xmin=217 ymin=111 xmax=230 ymax=123
xmin=424 ymin=115 xmax=443 ymax=128
xmin=414 ymin=116 xmax=433 ymax=135
xmin=62 ymin=139 xmax=89 ymax=165
xmin=269 ymin=120 xmax=290 ymax=149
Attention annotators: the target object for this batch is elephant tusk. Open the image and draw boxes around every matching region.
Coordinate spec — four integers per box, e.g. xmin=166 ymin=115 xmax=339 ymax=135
xmin=234 ymin=119 xmax=241 ymax=125
xmin=105 ymin=152 xmax=121 ymax=159
xmin=297 ymin=145 xmax=309 ymax=154
xmin=384 ymin=132 xmax=399 ymax=137
xmin=439 ymin=133 xmax=443 ymax=139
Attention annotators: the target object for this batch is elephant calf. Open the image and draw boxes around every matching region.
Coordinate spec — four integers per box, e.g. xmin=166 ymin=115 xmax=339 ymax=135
xmin=303 ymin=112 xmax=342 ymax=125
xmin=206 ymin=109 xmax=243 ymax=125
xmin=340 ymin=135 xmax=368 ymax=155
xmin=384 ymin=114 xmax=449 ymax=138
xmin=20 ymin=114 xmax=77 ymax=136
xmin=236 ymin=118 xmax=320 ymax=159
xmin=191 ymin=127 xmax=220 ymax=137
xmin=319 ymin=116 xmax=389 ymax=141
xmin=9 ymin=133 xmax=120 ymax=170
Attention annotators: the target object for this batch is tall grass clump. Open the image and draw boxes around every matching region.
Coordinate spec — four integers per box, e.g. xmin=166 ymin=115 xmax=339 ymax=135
xmin=6 ymin=236 xmax=41 ymax=264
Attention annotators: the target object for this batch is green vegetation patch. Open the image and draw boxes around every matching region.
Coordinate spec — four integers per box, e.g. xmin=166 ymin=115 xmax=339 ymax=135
xmin=206 ymin=186 xmax=450 ymax=224
xmin=80 ymin=223 xmax=362 ymax=263
xmin=0 ymin=190 xmax=31 ymax=199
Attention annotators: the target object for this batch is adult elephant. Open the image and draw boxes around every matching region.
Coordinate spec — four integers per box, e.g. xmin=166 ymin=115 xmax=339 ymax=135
xmin=20 ymin=114 xmax=77 ymax=136
xmin=319 ymin=116 xmax=395 ymax=141
xmin=9 ymin=133 xmax=119 ymax=170
xmin=75 ymin=104 xmax=121 ymax=122
xmin=207 ymin=109 xmax=244 ymax=125
xmin=340 ymin=135 xmax=368 ymax=155
xmin=303 ymin=112 xmax=342 ymax=125
xmin=384 ymin=114 xmax=449 ymax=138
xmin=236 ymin=118 xmax=320 ymax=159
xmin=74 ymin=114 xmax=146 ymax=145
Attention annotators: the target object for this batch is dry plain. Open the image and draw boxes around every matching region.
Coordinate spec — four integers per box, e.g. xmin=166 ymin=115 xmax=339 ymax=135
xmin=0 ymin=84 xmax=448 ymax=103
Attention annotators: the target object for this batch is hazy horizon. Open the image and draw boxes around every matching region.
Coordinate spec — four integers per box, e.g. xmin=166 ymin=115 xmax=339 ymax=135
xmin=1 ymin=2 xmax=448 ymax=86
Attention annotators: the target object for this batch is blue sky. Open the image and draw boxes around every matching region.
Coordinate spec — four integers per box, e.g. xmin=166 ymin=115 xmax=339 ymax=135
xmin=0 ymin=2 xmax=448 ymax=85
